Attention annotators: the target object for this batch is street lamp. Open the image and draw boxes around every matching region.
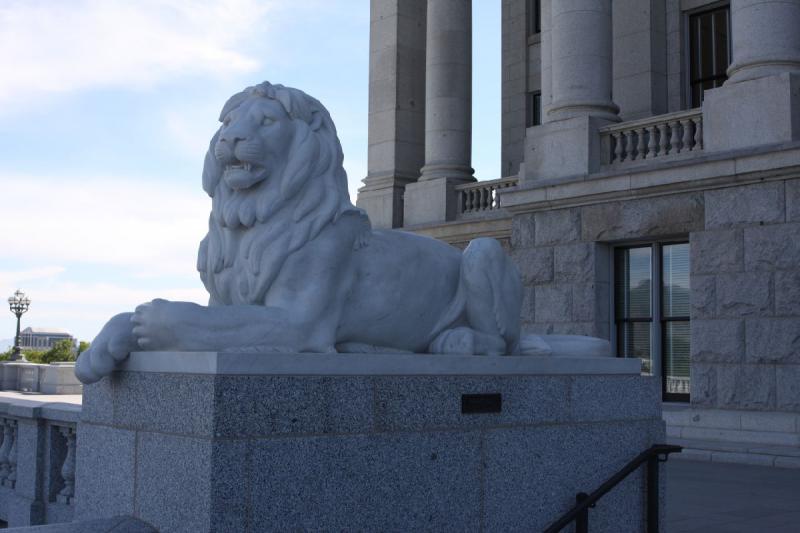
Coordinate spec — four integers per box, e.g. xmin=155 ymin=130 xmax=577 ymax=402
xmin=7 ymin=290 xmax=31 ymax=362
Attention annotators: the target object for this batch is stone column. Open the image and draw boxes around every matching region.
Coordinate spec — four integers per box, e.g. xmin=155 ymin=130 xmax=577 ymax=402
xmin=357 ymin=0 xmax=427 ymax=229
xmin=547 ymin=0 xmax=618 ymax=122
xmin=523 ymin=0 xmax=618 ymax=181
xmin=540 ymin=0 xmax=553 ymax=118
xmin=419 ymin=0 xmax=474 ymax=182
xmin=726 ymin=0 xmax=800 ymax=84
xmin=704 ymin=0 xmax=800 ymax=151
xmin=404 ymin=0 xmax=474 ymax=225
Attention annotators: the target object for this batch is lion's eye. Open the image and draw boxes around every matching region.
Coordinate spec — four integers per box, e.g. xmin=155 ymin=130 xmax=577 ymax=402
xmin=223 ymin=117 xmax=231 ymax=127
xmin=261 ymin=116 xmax=275 ymax=126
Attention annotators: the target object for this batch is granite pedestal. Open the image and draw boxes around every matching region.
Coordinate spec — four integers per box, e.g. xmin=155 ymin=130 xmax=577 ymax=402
xmin=75 ymin=352 xmax=663 ymax=532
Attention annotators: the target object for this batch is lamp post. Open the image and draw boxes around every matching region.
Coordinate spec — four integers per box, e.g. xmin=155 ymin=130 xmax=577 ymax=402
xmin=7 ymin=290 xmax=31 ymax=362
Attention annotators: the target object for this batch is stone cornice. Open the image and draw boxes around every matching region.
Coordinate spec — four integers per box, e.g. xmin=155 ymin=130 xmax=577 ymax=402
xmin=404 ymin=214 xmax=512 ymax=246
xmin=501 ymin=142 xmax=800 ymax=214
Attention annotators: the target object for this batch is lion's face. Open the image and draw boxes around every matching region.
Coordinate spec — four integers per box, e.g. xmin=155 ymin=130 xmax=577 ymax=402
xmin=213 ymin=97 xmax=295 ymax=191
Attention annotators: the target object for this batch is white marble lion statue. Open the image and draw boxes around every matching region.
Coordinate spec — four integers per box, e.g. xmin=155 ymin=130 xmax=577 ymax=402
xmin=76 ymin=81 xmax=608 ymax=384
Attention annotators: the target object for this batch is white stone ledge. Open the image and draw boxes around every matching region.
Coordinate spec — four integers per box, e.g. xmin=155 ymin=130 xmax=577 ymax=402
xmin=503 ymin=141 xmax=800 ymax=213
xmin=0 ymin=391 xmax=82 ymax=422
xmin=118 ymin=351 xmax=640 ymax=376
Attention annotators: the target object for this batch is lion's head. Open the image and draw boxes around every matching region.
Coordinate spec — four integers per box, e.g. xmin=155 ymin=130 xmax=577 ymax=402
xmin=197 ymin=82 xmax=369 ymax=305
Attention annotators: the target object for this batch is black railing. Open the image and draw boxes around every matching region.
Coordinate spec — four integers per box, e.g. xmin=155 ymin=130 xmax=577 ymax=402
xmin=543 ymin=444 xmax=682 ymax=533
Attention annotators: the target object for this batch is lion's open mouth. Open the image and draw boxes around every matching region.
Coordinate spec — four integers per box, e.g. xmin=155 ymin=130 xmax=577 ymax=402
xmin=223 ymin=159 xmax=266 ymax=190
xmin=225 ymin=158 xmax=256 ymax=172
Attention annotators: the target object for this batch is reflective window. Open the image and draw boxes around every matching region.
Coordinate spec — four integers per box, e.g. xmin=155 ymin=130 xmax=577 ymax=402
xmin=615 ymin=242 xmax=691 ymax=402
xmin=526 ymin=0 xmax=541 ymax=36
xmin=689 ymin=4 xmax=731 ymax=107
xmin=526 ymin=91 xmax=541 ymax=128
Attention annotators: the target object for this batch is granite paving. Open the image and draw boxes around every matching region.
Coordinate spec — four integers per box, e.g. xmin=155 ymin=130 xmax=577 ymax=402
xmin=666 ymin=459 xmax=800 ymax=533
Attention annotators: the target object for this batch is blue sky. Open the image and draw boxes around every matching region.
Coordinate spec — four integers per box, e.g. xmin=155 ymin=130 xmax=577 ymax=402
xmin=0 ymin=0 xmax=501 ymax=344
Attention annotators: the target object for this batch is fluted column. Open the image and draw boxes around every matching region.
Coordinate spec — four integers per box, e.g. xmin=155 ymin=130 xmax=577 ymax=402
xmin=547 ymin=0 xmax=618 ymax=121
xmin=419 ymin=0 xmax=474 ymax=182
xmin=726 ymin=0 xmax=800 ymax=83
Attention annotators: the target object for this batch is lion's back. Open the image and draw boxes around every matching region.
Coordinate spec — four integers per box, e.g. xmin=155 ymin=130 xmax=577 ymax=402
xmin=337 ymin=228 xmax=463 ymax=350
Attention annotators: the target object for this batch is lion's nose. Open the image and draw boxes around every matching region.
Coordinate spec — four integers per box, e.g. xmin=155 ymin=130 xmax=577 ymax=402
xmin=219 ymin=133 xmax=244 ymax=145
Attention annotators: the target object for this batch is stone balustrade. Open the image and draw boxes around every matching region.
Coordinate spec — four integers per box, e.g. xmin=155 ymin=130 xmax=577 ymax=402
xmin=0 ymin=392 xmax=81 ymax=527
xmin=601 ymin=109 xmax=704 ymax=166
xmin=0 ymin=362 xmax=82 ymax=395
xmin=0 ymin=418 xmax=17 ymax=489
xmin=456 ymin=177 xmax=518 ymax=217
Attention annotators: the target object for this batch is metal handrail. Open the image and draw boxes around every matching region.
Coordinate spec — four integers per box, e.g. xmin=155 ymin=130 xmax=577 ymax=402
xmin=543 ymin=444 xmax=682 ymax=533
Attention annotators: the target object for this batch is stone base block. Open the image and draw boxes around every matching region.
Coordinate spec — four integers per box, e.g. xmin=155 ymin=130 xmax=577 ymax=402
xmin=704 ymin=72 xmax=800 ymax=152
xmin=356 ymin=179 xmax=409 ymax=229
xmin=38 ymin=364 xmax=82 ymax=395
xmin=404 ymin=177 xmax=468 ymax=225
xmin=76 ymin=352 xmax=663 ymax=533
xmin=6 ymin=493 xmax=44 ymax=528
xmin=523 ymin=116 xmax=616 ymax=181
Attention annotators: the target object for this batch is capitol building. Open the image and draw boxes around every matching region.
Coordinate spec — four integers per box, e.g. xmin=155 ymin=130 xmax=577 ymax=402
xmin=358 ymin=0 xmax=800 ymax=465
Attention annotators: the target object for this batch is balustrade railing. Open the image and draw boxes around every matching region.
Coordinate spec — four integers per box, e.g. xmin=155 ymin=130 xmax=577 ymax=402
xmin=0 ymin=418 xmax=17 ymax=489
xmin=601 ymin=108 xmax=703 ymax=166
xmin=0 ymin=394 xmax=80 ymax=526
xmin=456 ymin=177 xmax=518 ymax=216
xmin=55 ymin=425 xmax=77 ymax=504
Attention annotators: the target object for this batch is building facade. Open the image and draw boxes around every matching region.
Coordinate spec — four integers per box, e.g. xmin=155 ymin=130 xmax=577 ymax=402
xmin=359 ymin=0 xmax=800 ymax=465
xmin=19 ymin=327 xmax=75 ymax=351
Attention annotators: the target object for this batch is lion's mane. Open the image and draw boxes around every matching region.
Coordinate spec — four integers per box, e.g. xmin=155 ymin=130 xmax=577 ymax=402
xmin=197 ymin=82 xmax=370 ymax=305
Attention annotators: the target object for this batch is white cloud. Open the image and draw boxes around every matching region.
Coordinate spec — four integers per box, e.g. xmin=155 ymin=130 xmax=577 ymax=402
xmin=0 ymin=173 xmax=209 ymax=276
xmin=0 ymin=0 xmax=273 ymax=106
xmin=0 ymin=277 xmax=208 ymax=342
xmin=0 ymin=266 xmax=65 ymax=287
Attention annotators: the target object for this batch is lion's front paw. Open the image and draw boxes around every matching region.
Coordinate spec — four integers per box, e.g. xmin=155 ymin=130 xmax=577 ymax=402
xmin=75 ymin=312 xmax=137 ymax=384
xmin=131 ymin=298 xmax=181 ymax=351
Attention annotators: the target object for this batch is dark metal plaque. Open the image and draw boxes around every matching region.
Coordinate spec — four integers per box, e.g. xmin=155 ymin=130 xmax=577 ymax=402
xmin=461 ymin=393 xmax=502 ymax=414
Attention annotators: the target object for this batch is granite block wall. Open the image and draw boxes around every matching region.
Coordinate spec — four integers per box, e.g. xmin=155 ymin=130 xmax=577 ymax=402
xmin=509 ymin=178 xmax=800 ymax=413
xmin=690 ymin=180 xmax=800 ymax=413
xmin=510 ymin=192 xmax=704 ymax=338
xmin=76 ymin=368 xmax=663 ymax=533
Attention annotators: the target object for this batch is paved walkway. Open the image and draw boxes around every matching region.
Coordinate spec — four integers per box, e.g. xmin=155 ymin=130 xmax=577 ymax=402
xmin=666 ymin=459 xmax=800 ymax=532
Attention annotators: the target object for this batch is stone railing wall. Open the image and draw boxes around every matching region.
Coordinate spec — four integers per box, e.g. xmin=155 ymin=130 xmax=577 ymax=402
xmin=0 ymin=394 xmax=81 ymax=527
xmin=600 ymin=108 xmax=704 ymax=166
xmin=456 ymin=177 xmax=518 ymax=217
xmin=0 ymin=362 xmax=82 ymax=395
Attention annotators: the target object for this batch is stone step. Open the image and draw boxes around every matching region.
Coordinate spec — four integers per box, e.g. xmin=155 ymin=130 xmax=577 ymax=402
xmin=667 ymin=424 xmax=800 ymax=447
xmin=667 ymin=436 xmax=800 ymax=469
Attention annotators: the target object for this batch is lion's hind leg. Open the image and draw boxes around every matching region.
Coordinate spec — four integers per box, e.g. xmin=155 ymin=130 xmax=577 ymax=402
xmin=428 ymin=238 xmax=523 ymax=356
xmin=430 ymin=327 xmax=506 ymax=356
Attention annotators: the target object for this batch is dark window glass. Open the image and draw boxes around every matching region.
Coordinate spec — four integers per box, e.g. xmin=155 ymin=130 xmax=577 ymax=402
xmin=615 ymin=243 xmax=691 ymax=401
xmin=689 ymin=5 xmax=731 ymax=107
xmin=664 ymin=321 xmax=691 ymax=397
xmin=526 ymin=91 xmax=542 ymax=127
xmin=662 ymin=243 xmax=690 ymax=401
xmin=526 ymin=0 xmax=541 ymax=36
xmin=615 ymin=246 xmax=653 ymax=374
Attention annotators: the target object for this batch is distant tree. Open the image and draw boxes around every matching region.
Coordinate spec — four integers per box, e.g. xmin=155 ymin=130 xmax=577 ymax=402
xmin=28 ymin=340 xmax=76 ymax=364
xmin=77 ymin=341 xmax=90 ymax=356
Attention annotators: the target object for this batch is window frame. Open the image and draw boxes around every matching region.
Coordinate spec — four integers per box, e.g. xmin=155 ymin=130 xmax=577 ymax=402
xmin=683 ymin=1 xmax=731 ymax=108
xmin=526 ymin=0 xmax=541 ymax=37
xmin=526 ymin=90 xmax=542 ymax=128
xmin=612 ymin=239 xmax=691 ymax=403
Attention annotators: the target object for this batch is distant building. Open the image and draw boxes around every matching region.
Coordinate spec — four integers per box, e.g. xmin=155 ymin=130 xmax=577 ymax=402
xmin=19 ymin=327 xmax=75 ymax=351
